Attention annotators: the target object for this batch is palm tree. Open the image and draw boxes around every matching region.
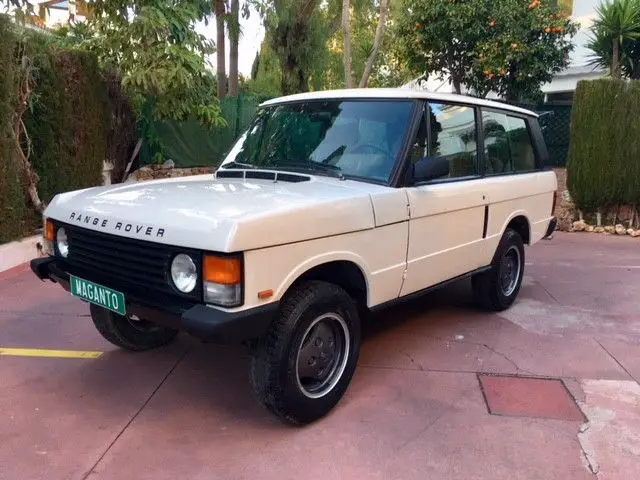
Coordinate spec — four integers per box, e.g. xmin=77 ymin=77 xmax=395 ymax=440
xmin=228 ymin=0 xmax=240 ymax=97
xmin=215 ymin=0 xmax=227 ymax=100
xmin=587 ymin=0 xmax=640 ymax=78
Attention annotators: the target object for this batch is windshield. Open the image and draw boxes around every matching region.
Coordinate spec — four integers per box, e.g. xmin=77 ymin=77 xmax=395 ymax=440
xmin=219 ymin=99 xmax=416 ymax=184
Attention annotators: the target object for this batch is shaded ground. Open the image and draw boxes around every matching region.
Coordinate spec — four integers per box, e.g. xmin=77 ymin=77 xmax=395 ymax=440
xmin=1 ymin=232 xmax=639 ymax=480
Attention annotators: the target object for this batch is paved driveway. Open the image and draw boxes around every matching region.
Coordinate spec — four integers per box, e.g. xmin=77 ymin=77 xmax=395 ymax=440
xmin=1 ymin=232 xmax=639 ymax=480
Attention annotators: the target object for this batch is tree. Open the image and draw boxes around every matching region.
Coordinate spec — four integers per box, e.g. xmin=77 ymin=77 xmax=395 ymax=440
xmin=586 ymin=0 xmax=640 ymax=79
xmin=359 ymin=0 xmax=389 ymax=87
xmin=342 ymin=0 xmax=354 ymax=88
xmin=250 ymin=0 xmax=327 ymax=95
xmin=397 ymin=0 xmax=578 ymax=101
xmin=472 ymin=0 xmax=579 ymax=101
xmin=228 ymin=0 xmax=239 ymax=96
xmin=341 ymin=0 xmax=390 ymax=88
xmin=215 ymin=0 xmax=227 ymax=100
xmin=53 ymin=0 xmax=224 ymax=127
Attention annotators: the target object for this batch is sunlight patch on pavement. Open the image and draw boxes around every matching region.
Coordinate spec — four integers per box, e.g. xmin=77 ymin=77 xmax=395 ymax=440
xmin=0 ymin=347 xmax=103 ymax=359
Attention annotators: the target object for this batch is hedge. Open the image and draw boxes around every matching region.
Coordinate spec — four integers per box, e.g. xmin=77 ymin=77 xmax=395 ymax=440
xmin=566 ymin=79 xmax=640 ymax=214
xmin=0 ymin=16 xmax=34 ymax=243
xmin=0 ymin=16 xmax=133 ymax=244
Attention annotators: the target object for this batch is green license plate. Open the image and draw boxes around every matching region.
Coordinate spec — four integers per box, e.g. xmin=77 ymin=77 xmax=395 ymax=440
xmin=70 ymin=275 xmax=126 ymax=316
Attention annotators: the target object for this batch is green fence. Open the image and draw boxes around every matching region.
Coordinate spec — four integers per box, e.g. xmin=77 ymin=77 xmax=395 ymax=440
xmin=513 ymin=103 xmax=572 ymax=167
xmin=139 ymin=96 xmax=572 ymax=169
xmin=139 ymin=95 xmax=263 ymax=167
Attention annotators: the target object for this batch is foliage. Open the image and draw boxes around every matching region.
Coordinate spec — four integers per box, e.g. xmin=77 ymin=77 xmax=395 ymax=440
xmin=55 ymin=0 xmax=225 ymax=127
xmin=250 ymin=0 xmax=328 ymax=95
xmin=566 ymin=79 xmax=640 ymax=213
xmin=244 ymin=39 xmax=283 ymax=98
xmin=0 ymin=15 xmax=114 ymax=242
xmin=586 ymin=0 xmax=640 ymax=79
xmin=0 ymin=14 xmax=34 ymax=243
xmin=396 ymin=0 xmax=578 ymax=100
xmin=21 ymin=34 xmax=108 ymax=203
xmin=247 ymin=0 xmax=413 ymax=95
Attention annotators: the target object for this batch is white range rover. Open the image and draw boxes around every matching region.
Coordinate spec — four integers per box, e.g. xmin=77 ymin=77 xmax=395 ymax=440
xmin=31 ymin=89 xmax=557 ymax=425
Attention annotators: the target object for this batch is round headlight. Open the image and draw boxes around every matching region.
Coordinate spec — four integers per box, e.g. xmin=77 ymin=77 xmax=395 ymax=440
xmin=171 ymin=254 xmax=197 ymax=293
xmin=57 ymin=227 xmax=69 ymax=258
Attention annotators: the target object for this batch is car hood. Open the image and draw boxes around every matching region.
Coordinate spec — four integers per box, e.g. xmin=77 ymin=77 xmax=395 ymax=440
xmin=44 ymin=173 xmax=378 ymax=252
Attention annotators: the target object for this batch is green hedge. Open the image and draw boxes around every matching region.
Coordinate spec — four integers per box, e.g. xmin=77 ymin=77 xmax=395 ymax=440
xmin=0 ymin=16 xmax=126 ymax=244
xmin=567 ymin=79 xmax=640 ymax=213
xmin=0 ymin=16 xmax=34 ymax=243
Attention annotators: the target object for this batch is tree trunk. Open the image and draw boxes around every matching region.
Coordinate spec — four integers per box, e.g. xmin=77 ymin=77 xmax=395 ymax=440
xmin=215 ymin=0 xmax=226 ymax=100
xmin=612 ymin=38 xmax=621 ymax=79
xmin=359 ymin=0 xmax=389 ymax=88
xmin=228 ymin=0 xmax=239 ymax=97
xmin=342 ymin=0 xmax=353 ymax=88
xmin=452 ymin=76 xmax=462 ymax=94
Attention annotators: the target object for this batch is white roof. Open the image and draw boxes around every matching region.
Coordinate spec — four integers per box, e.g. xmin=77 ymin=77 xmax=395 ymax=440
xmin=260 ymin=88 xmax=538 ymax=117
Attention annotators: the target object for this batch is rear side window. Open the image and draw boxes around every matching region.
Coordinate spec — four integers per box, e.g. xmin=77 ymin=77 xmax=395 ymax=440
xmin=428 ymin=102 xmax=479 ymax=178
xmin=482 ymin=110 xmax=537 ymax=174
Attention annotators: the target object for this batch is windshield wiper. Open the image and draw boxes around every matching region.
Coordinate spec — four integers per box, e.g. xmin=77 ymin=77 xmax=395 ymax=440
xmin=271 ymin=161 xmax=344 ymax=179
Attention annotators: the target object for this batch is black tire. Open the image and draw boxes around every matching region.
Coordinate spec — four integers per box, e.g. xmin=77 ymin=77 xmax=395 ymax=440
xmin=249 ymin=281 xmax=361 ymax=425
xmin=472 ymin=228 xmax=525 ymax=312
xmin=90 ymin=303 xmax=179 ymax=351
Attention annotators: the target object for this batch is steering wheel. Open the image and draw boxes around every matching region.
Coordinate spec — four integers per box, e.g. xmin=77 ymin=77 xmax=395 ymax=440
xmin=349 ymin=143 xmax=389 ymax=156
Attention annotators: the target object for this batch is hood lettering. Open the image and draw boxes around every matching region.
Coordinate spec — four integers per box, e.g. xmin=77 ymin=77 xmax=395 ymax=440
xmin=68 ymin=212 xmax=165 ymax=238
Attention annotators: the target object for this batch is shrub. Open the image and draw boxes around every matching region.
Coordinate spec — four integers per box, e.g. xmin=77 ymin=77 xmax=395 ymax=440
xmin=566 ymin=79 xmax=640 ymax=214
xmin=23 ymin=35 xmax=108 ymax=202
xmin=0 ymin=15 xmax=35 ymax=243
xmin=0 ymin=17 xmax=126 ymax=243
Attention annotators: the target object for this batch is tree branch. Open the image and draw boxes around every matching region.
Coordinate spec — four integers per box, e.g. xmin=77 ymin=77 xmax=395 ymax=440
xmin=359 ymin=0 xmax=389 ymax=88
xmin=343 ymin=0 xmax=353 ymax=88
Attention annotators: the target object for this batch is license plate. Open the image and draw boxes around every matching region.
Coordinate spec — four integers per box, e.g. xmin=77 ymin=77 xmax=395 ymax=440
xmin=70 ymin=275 xmax=126 ymax=316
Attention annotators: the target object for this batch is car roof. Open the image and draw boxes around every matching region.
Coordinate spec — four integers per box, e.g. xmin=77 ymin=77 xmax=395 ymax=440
xmin=260 ymin=88 xmax=538 ymax=118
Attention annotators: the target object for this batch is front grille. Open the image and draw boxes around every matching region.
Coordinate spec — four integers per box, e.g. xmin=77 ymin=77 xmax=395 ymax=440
xmin=60 ymin=223 xmax=202 ymax=302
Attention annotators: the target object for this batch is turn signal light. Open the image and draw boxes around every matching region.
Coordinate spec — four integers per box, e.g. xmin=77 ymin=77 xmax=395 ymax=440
xmin=203 ymin=255 xmax=242 ymax=285
xmin=45 ymin=219 xmax=55 ymax=241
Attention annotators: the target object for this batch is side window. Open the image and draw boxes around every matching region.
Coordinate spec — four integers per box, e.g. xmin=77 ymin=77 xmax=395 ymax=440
xmin=428 ymin=102 xmax=479 ymax=178
xmin=482 ymin=110 xmax=537 ymax=174
xmin=507 ymin=117 xmax=536 ymax=172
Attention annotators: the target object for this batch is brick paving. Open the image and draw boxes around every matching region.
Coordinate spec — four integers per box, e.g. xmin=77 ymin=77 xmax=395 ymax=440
xmin=0 ymin=232 xmax=638 ymax=480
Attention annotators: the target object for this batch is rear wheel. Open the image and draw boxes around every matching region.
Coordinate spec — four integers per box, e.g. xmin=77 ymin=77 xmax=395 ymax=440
xmin=90 ymin=304 xmax=178 ymax=351
xmin=472 ymin=228 xmax=525 ymax=312
xmin=249 ymin=281 xmax=361 ymax=425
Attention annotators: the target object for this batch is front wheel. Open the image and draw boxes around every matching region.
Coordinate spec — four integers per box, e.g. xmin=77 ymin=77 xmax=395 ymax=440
xmin=90 ymin=304 xmax=179 ymax=351
xmin=249 ymin=281 xmax=361 ymax=425
xmin=472 ymin=228 xmax=525 ymax=312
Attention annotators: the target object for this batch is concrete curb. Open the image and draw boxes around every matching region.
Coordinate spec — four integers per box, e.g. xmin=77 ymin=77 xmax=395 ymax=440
xmin=0 ymin=235 xmax=43 ymax=274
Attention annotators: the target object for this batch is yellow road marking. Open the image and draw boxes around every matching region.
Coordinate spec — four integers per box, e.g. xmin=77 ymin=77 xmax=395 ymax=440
xmin=0 ymin=348 xmax=103 ymax=359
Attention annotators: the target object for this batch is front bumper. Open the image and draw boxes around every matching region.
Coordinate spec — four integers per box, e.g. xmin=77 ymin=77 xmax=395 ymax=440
xmin=544 ymin=217 xmax=557 ymax=238
xmin=30 ymin=257 xmax=278 ymax=344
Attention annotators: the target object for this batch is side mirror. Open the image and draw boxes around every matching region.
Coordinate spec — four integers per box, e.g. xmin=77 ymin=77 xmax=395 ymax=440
xmin=412 ymin=156 xmax=450 ymax=183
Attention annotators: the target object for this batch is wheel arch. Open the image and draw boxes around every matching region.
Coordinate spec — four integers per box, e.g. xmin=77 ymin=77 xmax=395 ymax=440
xmin=277 ymin=255 xmax=370 ymax=310
xmin=502 ymin=212 xmax=531 ymax=245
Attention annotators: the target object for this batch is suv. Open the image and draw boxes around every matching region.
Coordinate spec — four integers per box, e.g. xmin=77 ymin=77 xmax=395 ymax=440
xmin=31 ymin=89 xmax=557 ymax=425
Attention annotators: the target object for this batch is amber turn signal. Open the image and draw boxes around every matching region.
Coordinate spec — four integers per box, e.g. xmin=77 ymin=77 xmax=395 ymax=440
xmin=45 ymin=219 xmax=55 ymax=241
xmin=203 ymin=255 xmax=242 ymax=285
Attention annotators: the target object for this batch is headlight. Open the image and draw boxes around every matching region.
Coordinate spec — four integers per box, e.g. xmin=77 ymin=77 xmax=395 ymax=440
xmin=203 ymin=255 xmax=242 ymax=307
xmin=171 ymin=254 xmax=197 ymax=293
xmin=56 ymin=227 xmax=69 ymax=258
